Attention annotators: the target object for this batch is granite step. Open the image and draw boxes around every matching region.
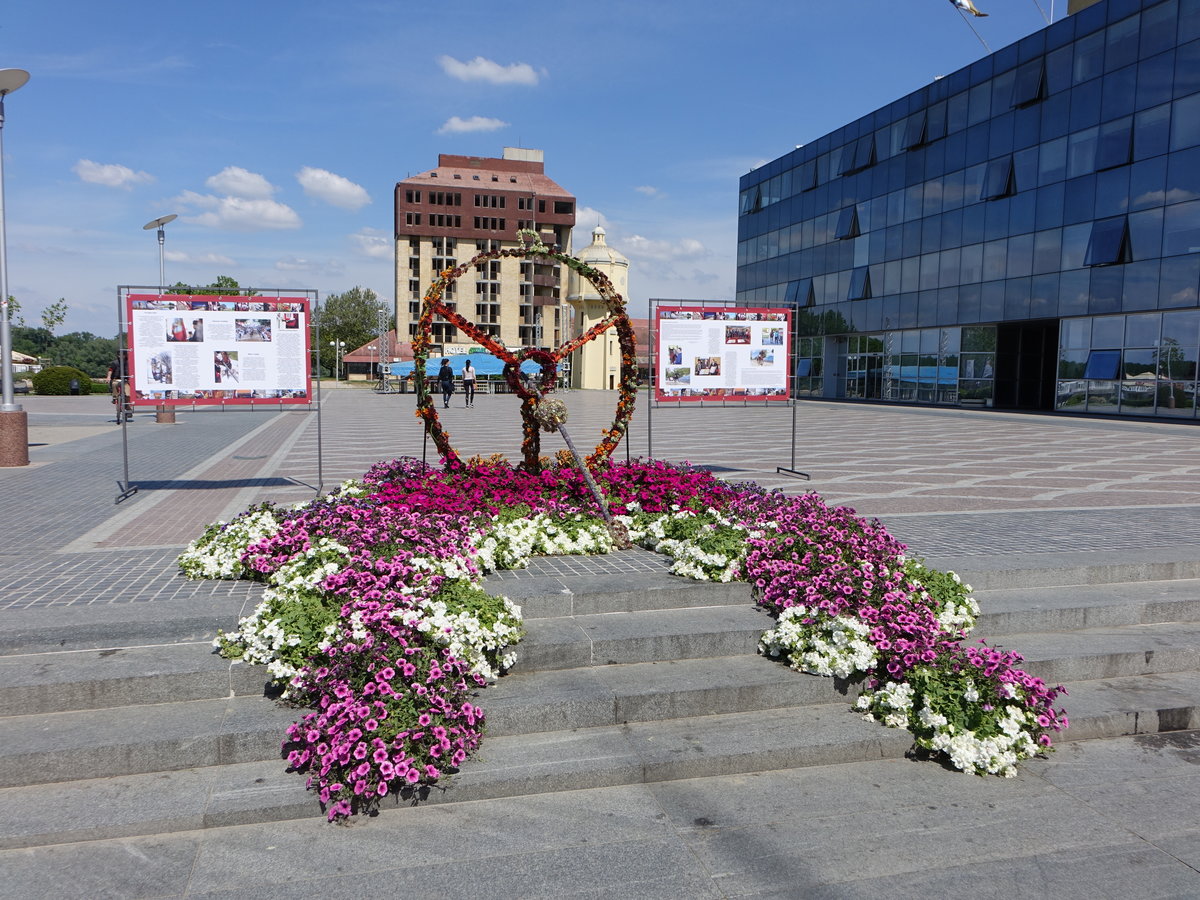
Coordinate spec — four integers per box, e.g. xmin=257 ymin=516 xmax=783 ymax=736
xmin=0 ymin=695 xmax=298 ymax=789
xmin=482 ymin=654 xmax=855 ymax=737
xmin=946 ymin=551 xmax=1200 ymax=592
xmin=3 ymin=666 xmax=1199 ymax=851
xmin=972 ymin=579 xmax=1200 ymax=636
xmin=513 ymin=604 xmax=774 ymax=672
xmin=973 ymin=621 xmax=1200 ymax=684
xmin=0 ymin=593 xmax=258 ymax=656
xmin=486 ymin=569 xmax=752 ymax=619
xmin=0 ymin=700 xmax=911 ymax=850
xmin=5 ymin=614 xmax=1198 ymax=790
xmin=0 ymin=642 xmax=267 ymax=717
xmin=4 ymin=580 xmax=1194 ymax=720
xmin=1057 ymin=670 xmax=1200 ymax=741
xmin=2 ymin=554 xmax=1198 ymax=852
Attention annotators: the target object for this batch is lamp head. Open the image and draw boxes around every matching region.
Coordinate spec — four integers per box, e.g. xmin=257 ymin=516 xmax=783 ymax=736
xmin=0 ymin=69 xmax=30 ymax=97
xmin=142 ymin=214 xmax=178 ymax=231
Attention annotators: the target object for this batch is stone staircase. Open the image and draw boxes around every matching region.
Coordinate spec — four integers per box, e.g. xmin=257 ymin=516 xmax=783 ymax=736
xmin=1 ymin=553 xmax=1198 ymax=851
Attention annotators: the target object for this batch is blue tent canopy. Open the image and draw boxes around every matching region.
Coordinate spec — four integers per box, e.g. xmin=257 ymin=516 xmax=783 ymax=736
xmin=387 ymin=355 xmax=531 ymax=377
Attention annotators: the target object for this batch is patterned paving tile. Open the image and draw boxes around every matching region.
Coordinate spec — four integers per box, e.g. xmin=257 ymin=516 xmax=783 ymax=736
xmin=2 ymin=388 xmax=1198 ymax=610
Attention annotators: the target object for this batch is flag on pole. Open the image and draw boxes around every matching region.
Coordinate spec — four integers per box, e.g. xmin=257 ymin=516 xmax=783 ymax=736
xmin=949 ymin=0 xmax=989 ymax=16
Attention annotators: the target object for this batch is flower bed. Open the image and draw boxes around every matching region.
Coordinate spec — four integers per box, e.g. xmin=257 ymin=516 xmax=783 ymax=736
xmin=183 ymin=456 xmax=1067 ymax=819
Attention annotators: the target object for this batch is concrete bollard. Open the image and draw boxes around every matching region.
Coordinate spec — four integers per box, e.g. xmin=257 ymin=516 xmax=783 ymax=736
xmin=0 ymin=409 xmax=30 ymax=467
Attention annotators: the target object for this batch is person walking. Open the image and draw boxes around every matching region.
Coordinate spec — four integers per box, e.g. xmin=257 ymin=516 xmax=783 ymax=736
xmin=437 ymin=358 xmax=455 ymax=409
xmin=107 ymin=354 xmax=132 ymax=423
xmin=462 ymin=358 xmax=476 ymax=408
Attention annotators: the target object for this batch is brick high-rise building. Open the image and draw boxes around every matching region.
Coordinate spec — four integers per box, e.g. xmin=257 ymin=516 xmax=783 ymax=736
xmin=395 ymin=148 xmax=577 ymax=352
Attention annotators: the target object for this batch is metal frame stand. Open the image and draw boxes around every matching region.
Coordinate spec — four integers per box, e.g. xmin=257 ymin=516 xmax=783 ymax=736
xmin=314 ymin=310 xmax=323 ymax=495
xmin=114 ymin=293 xmax=137 ymax=502
xmin=646 ymin=298 xmax=809 ymax=479
xmin=777 ymin=316 xmax=810 ymax=481
xmin=775 ymin=395 xmax=810 ymax=481
xmin=113 ymin=285 xmax=323 ymax=502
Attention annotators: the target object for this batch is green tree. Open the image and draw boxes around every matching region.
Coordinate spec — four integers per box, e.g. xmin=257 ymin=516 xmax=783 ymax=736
xmin=315 ymin=287 xmax=386 ymax=376
xmin=12 ymin=325 xmax=55 ymax=357
xmin=41 ymin=298 xmax=68 ymax=335
xmin=165 ymin=275 xmax=256 ymax=296
xmin=51 ymin=332 xmax=119 ymax=377
xmin=5 ymin=295 xmax=25 ymax=328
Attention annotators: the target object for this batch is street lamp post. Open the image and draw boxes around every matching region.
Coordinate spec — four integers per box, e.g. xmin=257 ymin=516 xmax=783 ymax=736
xmin=143 ymin=214 xmax=178 ymax=291
xmin=0 ymin=68 xmax=31 ymax=467
xmin=329 ymin=340 xmax=345 ymax=381
xmin=143 ymin=214 xmax=178 ymax=424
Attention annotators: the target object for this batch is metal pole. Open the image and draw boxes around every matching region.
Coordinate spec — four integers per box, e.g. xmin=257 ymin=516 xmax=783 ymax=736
xmin=315 ymin=304 xmax=323 ymax=494
xmin=157 ymin=227 xmax=166 ymax=289
xmin=154 ymin=221 xmax=175 ymax=424
xmin=646 ymin=301 xmax=654 ymax=459
xmin=115 ymin=289 xmax=137 ymax=501
xmin=0 ymin=71 xmax=31 ymax=467
xmin=775 ymin=305 xmax=809 ymax=481
xmin=0 ymin=88 xmax=17 ymax=412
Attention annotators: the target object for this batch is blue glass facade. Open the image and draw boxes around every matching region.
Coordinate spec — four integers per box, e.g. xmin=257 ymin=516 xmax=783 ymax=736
xmin=736 ymin=0 xmax=1200 ymax=418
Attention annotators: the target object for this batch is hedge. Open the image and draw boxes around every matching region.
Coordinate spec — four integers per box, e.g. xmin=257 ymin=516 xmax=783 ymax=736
xmin=31 ymin=366 xmax=95 ymax=395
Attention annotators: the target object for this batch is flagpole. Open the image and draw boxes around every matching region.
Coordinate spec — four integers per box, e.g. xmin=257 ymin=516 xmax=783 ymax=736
xmin=1031 ymin=0 xmax=1051 ymax=23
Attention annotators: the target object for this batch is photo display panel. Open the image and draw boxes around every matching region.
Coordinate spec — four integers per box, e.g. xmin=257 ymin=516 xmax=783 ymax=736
xmin=655 ymin=306 xmax=791 ymax=402
xmin=126 ymin=294 xmax=312 ymax=405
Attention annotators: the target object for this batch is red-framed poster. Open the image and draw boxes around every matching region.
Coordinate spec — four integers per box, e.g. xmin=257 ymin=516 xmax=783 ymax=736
xmin=125 ymin=294 xmax=312 ymax=405
xmin=655 ymin=305 xmax=791 ymax=402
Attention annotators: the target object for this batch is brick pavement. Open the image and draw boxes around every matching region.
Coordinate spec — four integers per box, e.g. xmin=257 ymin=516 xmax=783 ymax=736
xmin=1 ymin=386 xmax=1197 ymax=610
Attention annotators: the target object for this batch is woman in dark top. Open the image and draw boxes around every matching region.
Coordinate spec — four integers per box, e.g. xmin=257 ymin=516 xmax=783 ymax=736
xmin=437 ymin=358 xmax=455 ymax=408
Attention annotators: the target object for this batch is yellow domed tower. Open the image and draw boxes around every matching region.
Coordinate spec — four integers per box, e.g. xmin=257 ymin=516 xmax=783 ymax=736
xmin=566 ymin=225 xmax=630 ymax=390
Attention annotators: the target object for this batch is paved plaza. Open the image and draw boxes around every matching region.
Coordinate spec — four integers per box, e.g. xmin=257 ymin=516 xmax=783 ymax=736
xmin=1 ymin=384 xmax=1199 ymax=897
xmin=5 ymin=385 xmax=1198 ymax=611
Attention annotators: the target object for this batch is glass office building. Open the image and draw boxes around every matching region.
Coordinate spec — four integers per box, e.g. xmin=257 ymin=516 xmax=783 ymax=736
xmin=736 ymin=0 xmax=1200 ymax=419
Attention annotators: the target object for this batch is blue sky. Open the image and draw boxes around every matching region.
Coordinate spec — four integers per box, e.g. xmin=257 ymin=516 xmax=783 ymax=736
xmin=3 ymin=0 xmax=1056 ymax=337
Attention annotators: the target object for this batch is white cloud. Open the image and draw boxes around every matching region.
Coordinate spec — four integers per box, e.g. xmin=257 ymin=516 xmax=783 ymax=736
xmin=634 ymin=185 xmax=663 ymax=198
xmin=623 ymin=234 xmax=708 ymax=262
xmin=574 ymin=206 xmax=610 ymax=232
xmin=174 ymin=189 xmax=301 ymax=231
xmin=437 ymin=115 xmax=509 ymax=135
xmin=350 ymin=227 xmax=392 ymax=260
xmin=205 ymin=166 xmax=276 ymax=199
xmin=1134 ymin=187 xmax=1197 ymax=206
xmin=437 ymin=55 xmax=540 ymax=86
xmin=296 ymin=167 xmax=371 ymax=210
xmin=274 ymin=257 xmax=315 ymax=272
xmin=72 ymin=159 xmax=154 ymax=189
xmin=274 ymin=256 xmax=345 ymax=275
xmin=163 ymin=250 xmax=236 ymax=266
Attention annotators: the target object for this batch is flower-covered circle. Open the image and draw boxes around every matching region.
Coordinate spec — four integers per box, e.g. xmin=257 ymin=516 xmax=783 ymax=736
xmin=504 ymin=348 xmax=558 ymax=400
xmin=412 ymin=240 xmax=636 ymax=470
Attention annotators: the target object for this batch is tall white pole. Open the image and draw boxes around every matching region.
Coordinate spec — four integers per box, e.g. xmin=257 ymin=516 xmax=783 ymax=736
xmin=0 ymin=70 xmax=30 ymax=414
xmin=0 ymin=69 xmax=30 ymax=467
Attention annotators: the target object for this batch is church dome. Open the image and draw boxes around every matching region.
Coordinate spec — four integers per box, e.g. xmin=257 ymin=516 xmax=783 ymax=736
xmin=576 ymin=225 xmax=628 ymax=267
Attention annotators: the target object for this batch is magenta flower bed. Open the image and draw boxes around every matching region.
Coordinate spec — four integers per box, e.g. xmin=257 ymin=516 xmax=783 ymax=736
xmin=285 ymin=598 xmax=486 ymax=820
xmin=197 ymin=456 xmax=1067 ymax=819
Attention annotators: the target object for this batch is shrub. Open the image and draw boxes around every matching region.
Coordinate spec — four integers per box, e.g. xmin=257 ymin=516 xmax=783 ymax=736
xmin=31 ymin=365 xmax=94 ymax=395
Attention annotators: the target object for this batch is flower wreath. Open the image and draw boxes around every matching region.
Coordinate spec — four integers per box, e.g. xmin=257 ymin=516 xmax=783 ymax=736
xmin=413 ymin=233 xmax=637 ymax=471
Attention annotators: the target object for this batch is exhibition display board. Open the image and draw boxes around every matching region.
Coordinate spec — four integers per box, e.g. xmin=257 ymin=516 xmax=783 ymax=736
xmin=125 ymin=293 xmax=311 ymax=405
xmin=654 ymin=305 xmax=791 ymax=402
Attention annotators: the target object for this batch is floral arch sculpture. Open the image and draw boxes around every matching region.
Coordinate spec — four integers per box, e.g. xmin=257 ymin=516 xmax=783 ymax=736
xmin=413 ymin=232 xmax=637 ymax=471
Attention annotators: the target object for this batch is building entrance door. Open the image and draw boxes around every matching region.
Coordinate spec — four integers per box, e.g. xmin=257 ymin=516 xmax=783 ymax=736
xmin=994 ymin=319 xmax=1058 ymax=410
